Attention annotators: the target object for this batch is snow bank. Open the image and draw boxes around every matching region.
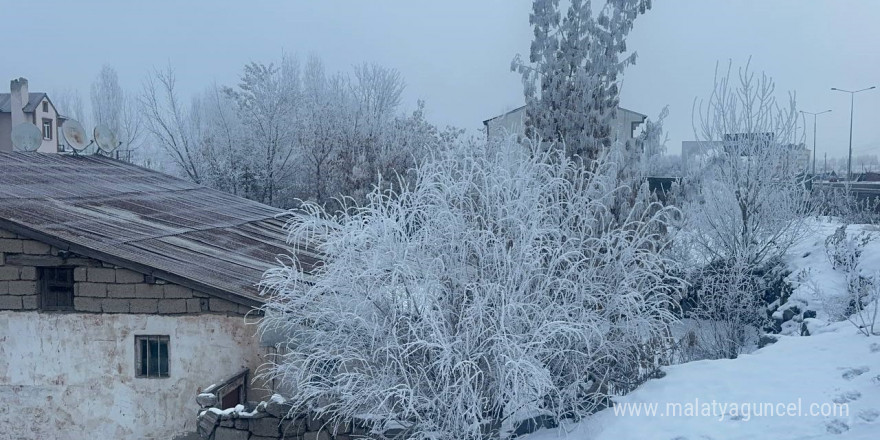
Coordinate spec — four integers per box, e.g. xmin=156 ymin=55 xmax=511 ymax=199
xmin=525 ymin=323 xmax=880 ymax=440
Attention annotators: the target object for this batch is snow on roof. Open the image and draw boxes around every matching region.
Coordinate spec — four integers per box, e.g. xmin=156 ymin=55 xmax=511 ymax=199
xmin=0 ymin=152 xmax=320 ymax=306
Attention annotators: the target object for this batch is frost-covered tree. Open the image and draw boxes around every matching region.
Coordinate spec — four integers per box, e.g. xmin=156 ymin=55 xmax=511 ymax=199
xmin=259 ymin=141 xmax=683 ymax=440
xmin=675 ymin=62 xmax=812 ymax=357
xmin=686 ymin=61 xmax=810 ymax=268
xmin=140 ymin=56 xmax=443 ymax=209
xmin=52 ymin=88 xmax=90 ymax=131
xmin=140 ymin=66 xmax=205 ymax=182
xmin=91 ymin=65 xmax=142 ymax=152
xmin=512 ymin=0 xmax=651 ymax=160
xmin=223 ymin=57 xmax=299 ymax=206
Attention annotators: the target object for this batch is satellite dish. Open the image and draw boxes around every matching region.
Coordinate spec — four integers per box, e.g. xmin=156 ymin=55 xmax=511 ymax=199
xmin=61 ymin=119 xmax=91 ymax=152
xmin=10 ymin=123 xmax=43 ymax=152
xmin=93 ymin=124 xmax=120 ymax=153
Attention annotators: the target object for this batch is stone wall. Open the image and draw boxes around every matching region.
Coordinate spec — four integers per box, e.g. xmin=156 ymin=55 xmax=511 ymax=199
xmin=197 ymin=398 xmax=376 ymax=440
xmin=0 ymin=227 xmax=250 ymax=316
xmin=0 ymin=226 xmax=273 ymax=439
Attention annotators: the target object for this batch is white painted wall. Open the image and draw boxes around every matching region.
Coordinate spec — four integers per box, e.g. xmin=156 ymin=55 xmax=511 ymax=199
xmin=484 ymin=106 xmax=645 ymax=145
xmin=32 ymin=98 xmax=59 ymax=153
xmin=0 ymin=311 xmax=269 ymax=440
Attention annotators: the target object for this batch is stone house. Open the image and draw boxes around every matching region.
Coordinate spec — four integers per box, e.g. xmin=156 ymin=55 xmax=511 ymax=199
xmin=0 ymin=152 xmax=317 ymax=439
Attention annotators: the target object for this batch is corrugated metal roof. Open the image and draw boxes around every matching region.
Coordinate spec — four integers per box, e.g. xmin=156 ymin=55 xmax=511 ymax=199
xmin=0 ymin=153 xmax=317 ymax=305
xmin=0 ymin=92 xmax=48 ymax=113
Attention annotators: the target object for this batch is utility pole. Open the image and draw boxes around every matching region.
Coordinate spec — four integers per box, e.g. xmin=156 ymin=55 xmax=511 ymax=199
xmin=831 ymin=86 xmax=876 ymax=181
xmin=824 ymin=152 xmax=827 ymax=175
xmin=799 ymin=110 xmax=832 ymax=175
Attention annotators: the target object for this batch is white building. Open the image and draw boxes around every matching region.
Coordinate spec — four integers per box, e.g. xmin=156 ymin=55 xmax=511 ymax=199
xmin=482 ymin=105 xmax=648 ymax=145
xmin=0 ymin=78 xmax=65 ymax=153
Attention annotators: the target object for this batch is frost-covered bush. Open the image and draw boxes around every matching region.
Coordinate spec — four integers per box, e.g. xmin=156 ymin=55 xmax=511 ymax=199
xmin=680 ymin=261 xmax=772 ymax=360
xmin=824 ymin=225 xmax=879 ymax=336
xmin=814 ymin=187 xmax=880 ymax=226
xmin=259 ymin=143 xmax=683 ymax=439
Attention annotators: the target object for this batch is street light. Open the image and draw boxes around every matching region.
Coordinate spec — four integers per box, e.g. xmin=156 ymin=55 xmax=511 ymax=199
xmin=799 ymin=109 xmax=831 ymax=175
xmin=831 ymin=86 xmax=876 ymax=181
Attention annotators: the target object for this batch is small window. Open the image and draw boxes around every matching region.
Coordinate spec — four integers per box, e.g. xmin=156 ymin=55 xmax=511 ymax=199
xmin=136 ymin=335 xmax=170 ymax=378
xmin=42 ymin=118 xmax=53 ymax=140
xmin=42 ymin=101 xmax=48 ymax=112
xmin=39 ymin=267 xmax=74 ymax=310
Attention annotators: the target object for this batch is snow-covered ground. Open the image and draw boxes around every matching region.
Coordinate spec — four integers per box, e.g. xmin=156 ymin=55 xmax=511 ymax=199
xmin=524 ymin=218 xmax=880 ymax=440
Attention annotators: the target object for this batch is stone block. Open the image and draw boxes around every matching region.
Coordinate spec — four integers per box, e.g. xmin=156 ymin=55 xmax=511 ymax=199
xmin=130 ymin=298 xmax=159 ymax=313
xmin=214 ymin=427 xmax=250 ymax=440
xmin=21 ymin=295 xmax=38 ymax=310
xmin=73 ymin=267 xmax=88 ymax=281
xmin=306 ymin=414 xmax=323 ymax=432
xmin=0 ymin=281 xmax=7 ymax=294
xmin=164 ymin=284 xmax=193 ymax=299
xmin=115 ymin=269 xmax=144 ymax=284
xmin=281 ymin=417 xmax=307 ymax=437
xmin=76 ymin=282 xmax=107 ymax=298
xmin=304 ymin=430 xmax=331 ymax=440
xmin=209 ymin=298 xmax=239 ymax=313
xmin=8 ymin=280 xmax=36 ymax=295
xmin=87 ymin=268 xmax=116 ymax=283
xmin=192 ymin=290 xmax=210 ymax=298
xmin=220 ymin=418 xmax=235 ymax=428
xmin=250 ymin=416 xmax=282 ymax=437
xmin=0 ymin=229 xmax=17 ymax=238
xmin=265 ymin=400 xmax=295 ymax=418
xmin=135 ymin=283 xmax=165 ymax=299
xmin=102 ymin=298 xmax=130 ymax=313
xmin=198 ymin=417 xmax=218 ymax=438
xmin=186 ymin=298 xmax=202 ymax=313
xmin=0 ymin=266 xmax=19 ymax=281
xmin=158 ymin=299 xmax=187 ymax=314
xmin=251 ymin=436 xmax=279 ymax=440
xmin=201 ymin=411 xmax=220 ymax=425
xmin=0 ymin=296 xmax=23 ymax=310
xmin=238 ymin=304 xmax=256 ymax=316
xmin=18 ymin=266 xmax=36 ymax=280
xmin=0 ymin=239 xmax=23 ymax=253
xmin=74 ymin=297 xmax=103 ymax=313
xmin=22 ymin=240 xmax=52 ymax=255
xmin=107 ymin=284 xmax=137 ymax=298
xmin=196 ymin=393 xmax=218 ymax=407
xmin=234 ymin=417 xmax=249 ymax=430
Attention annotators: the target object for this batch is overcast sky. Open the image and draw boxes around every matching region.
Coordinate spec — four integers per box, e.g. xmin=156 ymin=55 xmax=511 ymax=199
xmin=2 ymin=0 xmax=878 ymax=159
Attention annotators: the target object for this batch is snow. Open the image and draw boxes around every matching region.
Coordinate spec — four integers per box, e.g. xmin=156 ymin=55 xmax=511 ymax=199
xmin=525 ymin=321 xmax=880 ymax=440
xmin=523 ymin=218 xmax=880 ymax=440
xmin=783 ymin=218 xmax=880 ymax=325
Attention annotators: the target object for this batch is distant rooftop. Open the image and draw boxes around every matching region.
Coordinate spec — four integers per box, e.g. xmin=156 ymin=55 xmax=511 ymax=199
xmin=0 ymin=92 xmax=48 ymax=113
xmin=482 ymin=104 xmax=648 ymax=125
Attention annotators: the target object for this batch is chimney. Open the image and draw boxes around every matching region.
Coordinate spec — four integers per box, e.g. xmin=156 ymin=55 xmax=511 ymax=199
xmin=9 ymin=77 xmax=28 ymax=127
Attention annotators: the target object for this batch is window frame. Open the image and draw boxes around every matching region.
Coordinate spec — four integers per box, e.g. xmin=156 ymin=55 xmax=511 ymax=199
xmin=39 ymin=267 xmax=74 ymax=311
xmin=135 ymin=335 xmax=170 ymax=379
xmin=42 ymin=118 xmax=53 ymax=140
xmin=42 ymin=101 xmax=48 ymax=112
